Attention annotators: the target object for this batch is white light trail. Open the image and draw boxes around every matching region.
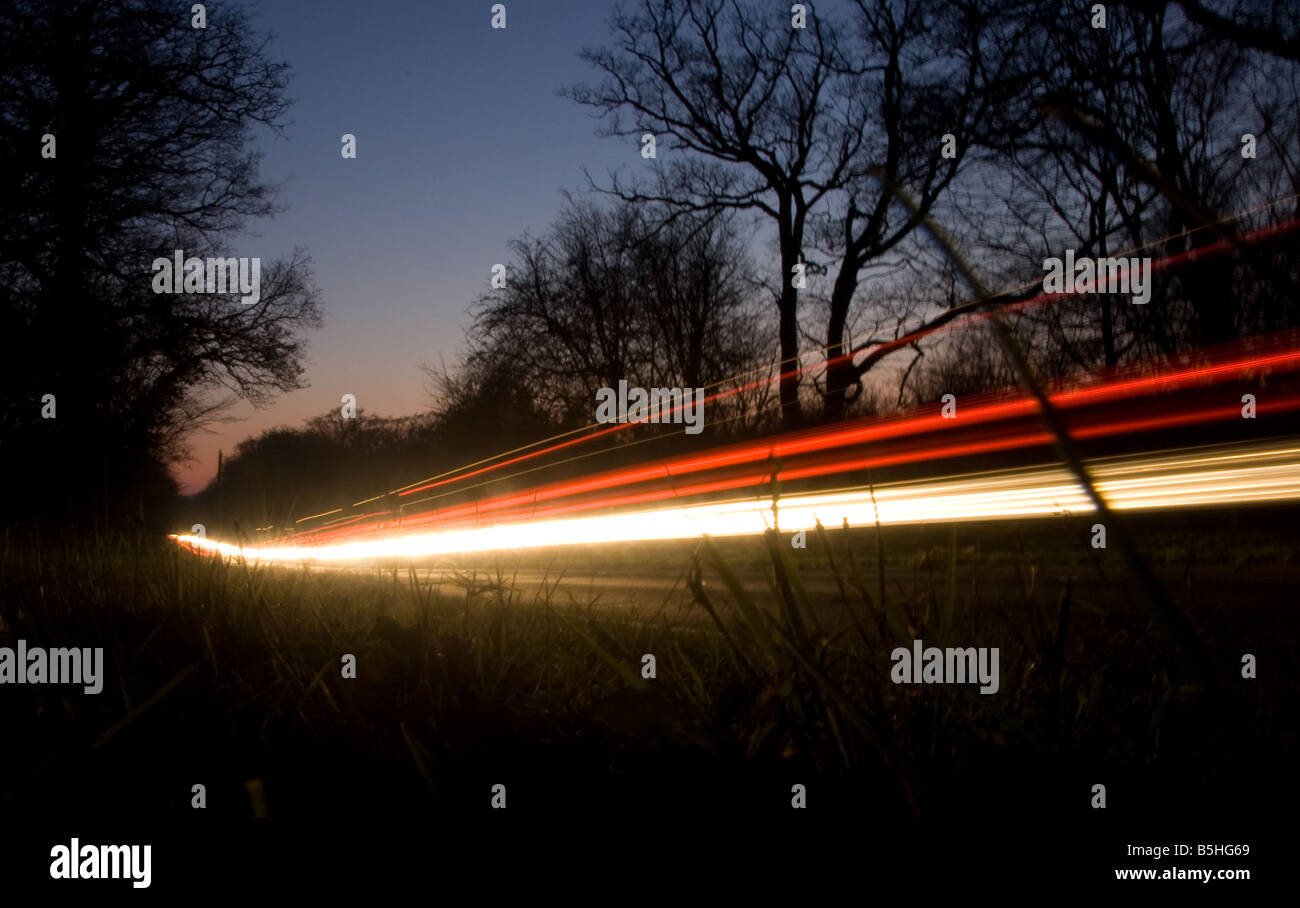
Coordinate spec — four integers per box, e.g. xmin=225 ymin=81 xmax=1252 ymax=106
xmin=172 ymin=441 xmax=1300 ymax=565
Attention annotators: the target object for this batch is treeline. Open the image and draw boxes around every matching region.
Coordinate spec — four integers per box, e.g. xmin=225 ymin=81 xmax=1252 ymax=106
xmin=184 ymin=412 xmax=436 ymax=540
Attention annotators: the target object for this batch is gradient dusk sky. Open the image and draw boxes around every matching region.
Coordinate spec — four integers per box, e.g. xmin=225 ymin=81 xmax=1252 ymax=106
xmin=177 ymin=0 xmax=637 ymax=493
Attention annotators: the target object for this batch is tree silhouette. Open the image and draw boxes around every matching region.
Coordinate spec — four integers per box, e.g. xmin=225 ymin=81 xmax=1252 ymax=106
xmin=566 ymin=0 xmax=1033 ymax=426
xmin=0 ymin=0 xmax=321 ymax=523
xmin=442 ymin=197 xmax=770 ymax=429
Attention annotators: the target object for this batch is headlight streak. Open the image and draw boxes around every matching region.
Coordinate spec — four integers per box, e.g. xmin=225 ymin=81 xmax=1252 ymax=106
xmin=172 ymin=442 xmax=1300 ymax=565
xmin=392 ymin=342 xmax=1300 ymax=518
xmin=176 ymin=331 xmax=1300 ymax=562
xmin=289 ymin=361 xmax=1300 ymax=547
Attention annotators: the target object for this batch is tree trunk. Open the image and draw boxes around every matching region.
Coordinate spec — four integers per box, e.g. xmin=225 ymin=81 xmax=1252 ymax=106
xmin=777 ymin=200 xmax=803 ymax=431
xmin=822 ymin=263 xmax=859 ymax=423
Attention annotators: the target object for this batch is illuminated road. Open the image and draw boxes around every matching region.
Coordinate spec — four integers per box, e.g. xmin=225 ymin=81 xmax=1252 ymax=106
xmin=305 ymin=558 xmax=1300 ymax=621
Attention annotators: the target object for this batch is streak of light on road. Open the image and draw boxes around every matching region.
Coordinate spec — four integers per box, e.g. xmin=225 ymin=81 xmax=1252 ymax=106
xmin=171 ymin=441 xmax=1300 ymax=566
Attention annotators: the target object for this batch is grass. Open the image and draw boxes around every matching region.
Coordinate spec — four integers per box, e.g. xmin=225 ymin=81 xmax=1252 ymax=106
xmin=0 ymin=509 xmax=1295 ymax=829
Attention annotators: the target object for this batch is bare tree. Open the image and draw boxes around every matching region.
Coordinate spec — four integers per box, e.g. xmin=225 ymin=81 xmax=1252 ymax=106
xmin=566 ymin=0 xmax=1033 ymax=426
xmin=1130 ymin=0 xmax=1300 ymax=62
xmin=817 ymin=0 xmax=1033 ymax=421
xmin=982 ymin=0 xmax=1300 ymax=367
xmin=429 ymin=197 xmax=770 ymax=432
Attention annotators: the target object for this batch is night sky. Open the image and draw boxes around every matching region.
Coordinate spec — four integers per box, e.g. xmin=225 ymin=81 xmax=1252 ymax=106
xmin=180 ymin=0 xmax=634 ymax=492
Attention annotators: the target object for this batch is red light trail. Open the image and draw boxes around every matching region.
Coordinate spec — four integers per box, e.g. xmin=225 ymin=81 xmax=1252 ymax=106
xmin=173 ymin=329 xmax=1300 ymax=562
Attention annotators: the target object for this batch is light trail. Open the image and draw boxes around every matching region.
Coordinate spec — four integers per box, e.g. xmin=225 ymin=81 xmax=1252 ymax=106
xmin=172 ymin=441 xmax=1300 ymax=565
xmin=277 ymin=334 xmax=1300 ymax=547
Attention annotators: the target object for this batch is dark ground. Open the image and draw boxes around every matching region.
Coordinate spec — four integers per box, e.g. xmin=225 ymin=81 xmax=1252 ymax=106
xmin=1 ymin=505 xmax=1295 ymax=887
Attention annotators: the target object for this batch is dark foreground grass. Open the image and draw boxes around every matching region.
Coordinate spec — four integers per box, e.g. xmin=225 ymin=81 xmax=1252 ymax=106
xmin=1 ymin=510 xmax=1296 ymax=839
